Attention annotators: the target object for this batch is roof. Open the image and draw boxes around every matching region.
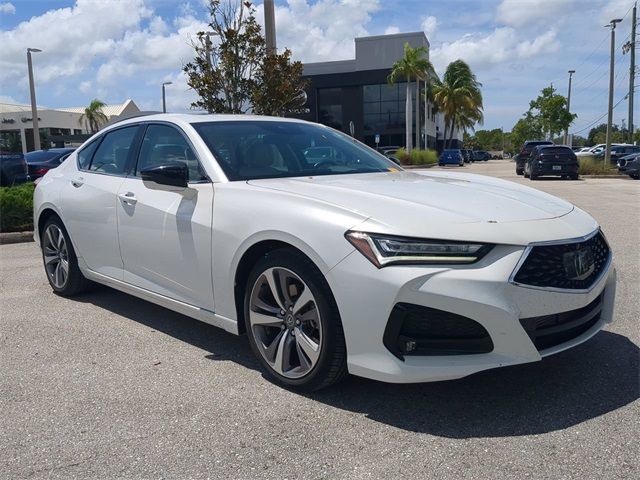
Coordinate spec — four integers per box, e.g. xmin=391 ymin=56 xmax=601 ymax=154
xmin=57 ymin=99 xmax=140 ymax=118
xmin=0 ymin=103 xmax=37 ymax=114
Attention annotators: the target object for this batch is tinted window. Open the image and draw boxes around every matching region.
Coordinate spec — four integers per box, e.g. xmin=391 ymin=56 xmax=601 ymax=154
xmin=77 ymin=140 xmax=100 ymax=170
xmin=25 ymin=150 xmax=69 ymax=163
xmin=192 ymin=121 xmax=398 ymax=181
xmin=136 ymin=124 xmax=206 ymax=182
xmin=89 ymin=126 xmax=138 ymax=175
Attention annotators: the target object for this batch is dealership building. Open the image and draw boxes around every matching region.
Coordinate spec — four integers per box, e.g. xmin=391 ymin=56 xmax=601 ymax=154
xmin=295 ymin=32 xmax=462 ymax=150
xmin=0 ymin=99 xmax=140 ymax=154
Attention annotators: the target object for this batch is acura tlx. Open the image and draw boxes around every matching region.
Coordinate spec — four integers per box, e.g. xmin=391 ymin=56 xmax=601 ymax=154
xmin=33 ymin=114 xmax=616 ymax=391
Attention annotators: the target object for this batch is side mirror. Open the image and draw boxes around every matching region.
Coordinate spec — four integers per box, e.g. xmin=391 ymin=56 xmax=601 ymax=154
xmin=140 ymin=161 xmax=188 ymax=188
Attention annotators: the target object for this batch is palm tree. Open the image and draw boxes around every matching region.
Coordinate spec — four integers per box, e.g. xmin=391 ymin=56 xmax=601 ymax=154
xmin=388 ymin=43 xmax=436 ymax=152
xmin=79 ymin=99 xmax=108 ymax=133
xmin=432 ymin=60 xmax=483 ymax=148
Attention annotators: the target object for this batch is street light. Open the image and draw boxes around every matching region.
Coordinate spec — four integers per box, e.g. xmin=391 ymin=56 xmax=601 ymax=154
xmin=564 ymin=69 xmax=575 ymax=145
xmin=161 ymin=81 xmax=172 ymax=113
xmin=605 ymin=18 xmax=623 ymax=164
xmin=27 ymin=47 xmax=42 ymax=151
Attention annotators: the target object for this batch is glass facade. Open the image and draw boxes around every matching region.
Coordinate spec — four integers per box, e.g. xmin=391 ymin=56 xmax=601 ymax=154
xmin=317 ymin=88 xmax=343 ymax=131
xmin=362 ymin=83 xmax=414 ymax=132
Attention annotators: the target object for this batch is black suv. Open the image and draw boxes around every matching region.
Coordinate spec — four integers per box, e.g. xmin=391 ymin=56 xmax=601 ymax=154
xmin=461 ymin=149 xmax=473 ymax=163
xmin=524 ymin=145 xmax=579 ymax=180
xmin=516 ymin=140 xmax=554 ymax=175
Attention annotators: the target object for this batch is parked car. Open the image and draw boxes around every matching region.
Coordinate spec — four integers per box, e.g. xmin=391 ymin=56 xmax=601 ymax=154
xmin=0 ymin=151 xmax=30 ymax=186
xmin=438 ymin=149 xmax=464 ymax=166
xmin=376 ymin=146 xmax=401 ymax=156
xmin=25 ymin=148 xmax=76 ymax=180
xmin=33 ymin=114 xmax=616 ymax=391
xmin=594 ymin=145 xmax=640 ymax=163
xmin=473 ymin=150 xmax=491 ymax=161
xmin=524 ymin=145 xmax=579 ymax=180
xmin=575 ymin=143 xmax=626 ymax=157
xmin=622 ymin=156 xmax=640 ymax=179
xmin=616 ymin=152 xmax=640 ymax=172
xmin=516 ymin=140 xmax=554 ymax=175
xmin=460 ymin=149 xmax=474 ymax=163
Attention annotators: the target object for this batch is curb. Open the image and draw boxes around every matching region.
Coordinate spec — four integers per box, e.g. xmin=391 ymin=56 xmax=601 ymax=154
xmin=401 ymin=164 xmax=437 ymax=169
xmin=0 ymin=231 xmax=34 ymax=245
xmin=580 ymin=175 xmax=629 ymax=179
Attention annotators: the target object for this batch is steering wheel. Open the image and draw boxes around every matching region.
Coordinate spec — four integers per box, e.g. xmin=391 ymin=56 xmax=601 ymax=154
xmin=313 ymin=159 xmax=341 ymax=168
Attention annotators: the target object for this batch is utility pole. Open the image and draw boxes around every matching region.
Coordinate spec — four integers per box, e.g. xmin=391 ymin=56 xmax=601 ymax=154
xmin=264 ymin=0 xmax=276 ymax=55
xmin=605 ymin=18 xmax=623 ymax=164
xmin=27 ymin=48 xmax=42 ymax=152
xmin=629 ymin=3 xmax=637 ymax=143
xmin=564 ymin=69 xmax=575 ymax=145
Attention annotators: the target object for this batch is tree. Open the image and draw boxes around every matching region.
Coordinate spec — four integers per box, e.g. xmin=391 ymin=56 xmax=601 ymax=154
xmin=527 ymin=85 xmax=576 ymax=140
xmin=251 ymin=48 xmax=309 ymax=116
xmin=388 ymin=43 xmax=435 ymax=152
xmin=183 ymin=0 xmax=308 ymax=116
xmin=587 ymin=123 xmax=626 ymax=145
xmin=510 ymin=111 xmax=544 ymax=152
xmin=79 ymin=99 xmax=108 ymax=133
xmin=432 ymin=60 xmax=483 ymax=148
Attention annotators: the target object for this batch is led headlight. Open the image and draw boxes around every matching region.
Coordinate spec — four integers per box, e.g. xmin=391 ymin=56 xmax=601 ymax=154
xmin=345 ymin=231 xmax=493 ymax=268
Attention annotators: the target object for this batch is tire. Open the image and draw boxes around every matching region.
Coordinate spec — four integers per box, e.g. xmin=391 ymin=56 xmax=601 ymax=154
xmin=516 ymin=168 xmax=524 ymax=176
xmin=570 ymin=174 xmax=579 ymax=180
xmin=41 ymin=216 xmax=90 ymax=296
xmin=243 ymin=248 xmax=347 ymax=391
xmin=530 ymin=173 xmax=538 ymax=180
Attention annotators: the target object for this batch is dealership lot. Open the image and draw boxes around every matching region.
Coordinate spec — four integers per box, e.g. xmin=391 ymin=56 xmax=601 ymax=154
xmin=1 ymin=160 xmax=638 ymax=479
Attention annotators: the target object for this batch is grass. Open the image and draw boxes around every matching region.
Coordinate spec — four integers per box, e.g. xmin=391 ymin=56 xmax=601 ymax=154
xmin=396 ymin=148 xmax=438 ymax=166
xmin=0 ymin=183 xmax=35 ymax=233
xmin=578 ymin=156 xmax=618 ymax=176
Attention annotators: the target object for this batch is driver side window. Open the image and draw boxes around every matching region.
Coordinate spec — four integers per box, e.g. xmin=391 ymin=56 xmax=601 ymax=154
xmin=136 ymin=124 xmax=207 ymax=182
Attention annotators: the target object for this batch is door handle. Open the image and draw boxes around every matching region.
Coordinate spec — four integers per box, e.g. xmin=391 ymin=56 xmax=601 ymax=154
xmin=118 ymin=192 xmax=137 ymax=205
xmin=71 ymin=179 xmax=84 ymax=188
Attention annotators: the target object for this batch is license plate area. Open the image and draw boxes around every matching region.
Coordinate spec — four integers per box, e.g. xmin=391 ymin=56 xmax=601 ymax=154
xmin=552 ymin=165 xmax=562 ymax=171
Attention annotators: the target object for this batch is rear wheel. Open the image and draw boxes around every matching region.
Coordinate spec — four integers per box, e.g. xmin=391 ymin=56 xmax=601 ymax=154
xmin=516 ymin=168 xmax=524 ymax=176
xmin=244 ymin=249 xmax=347 ymax=391
xmin=41 ymin=217 xmax=90 ymax=296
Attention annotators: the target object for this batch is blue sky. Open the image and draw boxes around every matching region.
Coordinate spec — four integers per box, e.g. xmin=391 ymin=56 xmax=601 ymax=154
xmin=0 ymin=0 xmax=637 ymax=135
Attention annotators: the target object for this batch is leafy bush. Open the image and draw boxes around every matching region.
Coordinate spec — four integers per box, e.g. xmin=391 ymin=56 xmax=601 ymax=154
xmin=0 ymin=183 xmax=34 ymax=232
xmin=578 ymin=157 xmax=617 ymax=176
xmin=396 ymin=148 xmax=438 ymax=165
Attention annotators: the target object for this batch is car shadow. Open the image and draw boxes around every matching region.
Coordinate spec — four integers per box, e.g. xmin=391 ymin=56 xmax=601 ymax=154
xmin=76 ymin=286 xmax=639 ymax=439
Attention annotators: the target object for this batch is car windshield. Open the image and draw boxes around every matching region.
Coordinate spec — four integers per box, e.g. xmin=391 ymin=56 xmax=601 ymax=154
xmin=191 ymin=121 xmax=399 ymax=181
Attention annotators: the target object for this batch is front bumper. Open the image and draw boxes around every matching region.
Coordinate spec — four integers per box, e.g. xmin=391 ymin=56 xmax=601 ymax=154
xmin=532 ymin=162 xmax=578 ymax=176
xmin=327 ymin=242 xmax=615 ymax=383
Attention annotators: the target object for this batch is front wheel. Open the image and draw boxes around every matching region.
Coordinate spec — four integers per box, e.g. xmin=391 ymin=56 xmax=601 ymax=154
xmin=41 ymin=217 xmax=90 ymax=296
xmin=244 ymin=249 xmax=347 ymax=391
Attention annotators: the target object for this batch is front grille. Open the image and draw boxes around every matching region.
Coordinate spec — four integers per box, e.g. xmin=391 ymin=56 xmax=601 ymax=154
xmin=520 ymin=294 xmax=603 ymax=351
xmin=383 ymin=303 xmax=494 ymax=359
xmin=512 ymin=231 xmax=610 ymax=290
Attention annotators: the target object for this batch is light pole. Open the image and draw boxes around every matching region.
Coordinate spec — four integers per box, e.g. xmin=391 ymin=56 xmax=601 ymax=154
xmin=564 ymin=69 xmax=575 ymax=145
xmin=27 ymin=48 xmax=42 ymax=151
xmin=204 ymin=31 xmax=219 ymax=69
xmin=605 ymin=19 xmax=623 ymax=164
xmin=162 ymin=81 xmax=172 ymax=113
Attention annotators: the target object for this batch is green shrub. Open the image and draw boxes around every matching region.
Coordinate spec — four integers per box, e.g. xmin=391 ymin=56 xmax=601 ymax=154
xmin=578 ymin=157 xmax=617 ymax=176
xmin=396 ymin=148 xmax=438 ymax=166
xmin=0 ymin=183 xmax=35 ymax=232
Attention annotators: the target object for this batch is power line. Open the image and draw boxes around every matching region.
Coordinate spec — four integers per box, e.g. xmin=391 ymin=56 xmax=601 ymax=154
xmin=571 ymin=94 xmax=629 ymax=134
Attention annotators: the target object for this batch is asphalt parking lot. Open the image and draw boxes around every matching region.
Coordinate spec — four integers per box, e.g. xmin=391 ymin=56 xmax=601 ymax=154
xmin=1 ymin=160 xmax=638 ymax=479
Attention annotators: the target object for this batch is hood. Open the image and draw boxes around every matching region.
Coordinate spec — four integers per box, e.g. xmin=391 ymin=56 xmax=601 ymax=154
xmin=248 ymin=170 xmax=573 ymax=224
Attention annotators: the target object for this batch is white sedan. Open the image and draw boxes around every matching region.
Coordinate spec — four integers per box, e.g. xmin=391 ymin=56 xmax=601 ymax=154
xmin=33 ymin=114 xmax=616 ymax=391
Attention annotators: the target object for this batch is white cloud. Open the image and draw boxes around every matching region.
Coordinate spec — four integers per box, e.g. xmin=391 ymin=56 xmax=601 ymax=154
xmin=0 ymin=2 xmax=15 ymax=14
xmin=79 ymin=81 xmax=92 ymax=94
xmin=421 ymin=15 xmax=437 ymax=40
xmin=255 ymin=0 xmax=381 ymax=62
xmin=431 ymin=27 xmax=560 ymax=72
xmin=384 ymin=25 xmax=400 ymax=35
xmin=496 ymin=0 xmax=575 ymax=27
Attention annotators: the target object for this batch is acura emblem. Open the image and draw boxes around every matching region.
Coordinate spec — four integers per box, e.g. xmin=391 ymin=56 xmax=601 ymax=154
xmin=563 ymin=247 xmax=595 ymax=281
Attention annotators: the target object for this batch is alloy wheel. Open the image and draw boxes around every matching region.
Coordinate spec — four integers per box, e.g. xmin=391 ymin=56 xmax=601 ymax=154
xmin=249 ymin=267 xmax=322 ymax=379
xmin=43 ymin=224 xmax=69 ymax=289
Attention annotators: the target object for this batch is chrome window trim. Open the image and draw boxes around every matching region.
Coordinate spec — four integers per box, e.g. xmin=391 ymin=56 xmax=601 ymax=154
xmin=508 ymin=229 xmax=612 ymax=294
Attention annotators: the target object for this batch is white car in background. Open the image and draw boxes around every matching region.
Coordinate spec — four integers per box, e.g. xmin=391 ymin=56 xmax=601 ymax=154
xmin=33 ymin=114 xmax=616 ymax=390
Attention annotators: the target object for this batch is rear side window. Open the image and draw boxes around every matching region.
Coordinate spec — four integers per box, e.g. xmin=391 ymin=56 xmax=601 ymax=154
xmin=88 ymin=126 xmax=138 ymax=175
xmin=77 ymin=140 xmax=100 ymax=170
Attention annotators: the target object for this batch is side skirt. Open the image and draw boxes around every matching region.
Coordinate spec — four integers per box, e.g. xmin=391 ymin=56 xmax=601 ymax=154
xmin=81 ymin=264 xmax=239 ymax=335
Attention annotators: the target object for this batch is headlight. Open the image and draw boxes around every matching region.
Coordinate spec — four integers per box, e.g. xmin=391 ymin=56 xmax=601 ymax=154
xmin=345 ymin=231 xmax=493 ymax=268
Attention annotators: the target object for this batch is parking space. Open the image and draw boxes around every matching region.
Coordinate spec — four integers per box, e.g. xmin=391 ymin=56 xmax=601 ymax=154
xmin=1 ymin=160 xmax=638 ymax=479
